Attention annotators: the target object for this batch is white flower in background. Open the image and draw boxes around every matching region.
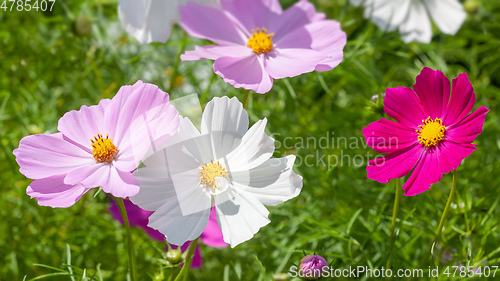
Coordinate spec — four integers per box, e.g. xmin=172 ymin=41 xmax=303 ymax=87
xmin=130 ymin=96 xmax=303 ymax=247
xmin=118 ymin=0 xmax=219 ymax=44
xmin=350 ymin=0 xmax=467 ymax=43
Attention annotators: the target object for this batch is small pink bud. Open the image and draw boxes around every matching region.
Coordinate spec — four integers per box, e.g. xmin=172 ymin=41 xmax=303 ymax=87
xmin=299 ymin=255 xmax=328 ymax=280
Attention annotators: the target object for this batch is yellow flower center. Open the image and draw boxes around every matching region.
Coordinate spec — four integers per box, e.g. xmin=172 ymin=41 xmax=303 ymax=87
xmin=90 ymin=133 xmax=119 ymax=163
xmin=199 ymin=160 xmax=227 ymax=189
xmin=247 ymin=27 xmax=274 ymax=54
xmin=416 ymin=117 xmax=446 ymax=147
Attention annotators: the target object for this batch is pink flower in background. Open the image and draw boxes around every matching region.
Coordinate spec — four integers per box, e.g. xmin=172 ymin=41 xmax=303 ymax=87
xmin=363 ymin=67 xmax=489 ymax=195
xmin=180 ymin=0 xmax=346 ymax=93
xmin=299 ymin=255 xmax=328 ymax=280
xmin=109 ymin=199 xmax=227 ymax=268
xmin=13 ymin=81 xmax=179 ymax=207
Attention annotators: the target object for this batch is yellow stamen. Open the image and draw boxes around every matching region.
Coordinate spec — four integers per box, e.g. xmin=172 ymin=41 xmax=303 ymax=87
xmin=199 ymin=160 xmax=227 ymax=189
xmin=416 ymin=117 xmax=446 ymax=147
xmin=90 ymin=133 xmax=119 ymax=163
xmin=247 ymin=27 xmax=274 ymax=54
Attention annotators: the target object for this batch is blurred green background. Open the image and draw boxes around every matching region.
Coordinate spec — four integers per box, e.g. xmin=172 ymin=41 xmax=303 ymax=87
xmin=1 ymin=0 xmax=499 ymax=280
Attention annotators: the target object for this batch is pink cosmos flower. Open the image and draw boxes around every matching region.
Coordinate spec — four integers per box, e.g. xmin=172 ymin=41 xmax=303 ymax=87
xmin=13 ymin=81 xmax=179 ymax=207
xmin=363 ymin=67 xmax=489 ymax=196
xmin=109 ymin=199 xmax=227 ymax=268
xmin=179 ymin=0 xmax=347 ymax=93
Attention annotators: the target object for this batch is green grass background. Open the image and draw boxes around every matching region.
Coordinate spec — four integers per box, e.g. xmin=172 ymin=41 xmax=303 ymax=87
xmin=1 ymin=0 xmax=499 ymax=280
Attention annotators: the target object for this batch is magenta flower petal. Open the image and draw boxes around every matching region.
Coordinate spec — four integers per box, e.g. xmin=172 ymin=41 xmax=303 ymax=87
xmin=270 ymin=0 xmax=325 ymax=41
xmin=413 ymin=67 xmax=451 ymax=119
xmin=214 ymin=55 xmax=273 ymax=94
xmin=367 ymin=144 xmax=424 ymax=183
xmin=384 ymin=87 xmax=426 ymax=128
xmin=403 ymin=149 xmax=444 ymax=196
xmin=14 ymin=133 xmax=92 ymax=179
xmin=200 ymin=208 xmax=228 ymax=248
xmin=442 ymin=73 xmax=476 ymax=126
xmin=27 ymin=175 xmax=89 ymax=208
xmin=363 ymin=118 xmax=419 ymax=154
xmin=436 ymin=141 xmax=476 ymax=174
xmin=264 ymin=48 xmax=327 ymax=79
xmin=180 ymin=2 xmax=247 ymax=45
xmin=446 ymin=106 xmax=490 ymax=144
xmin=181 ymin=45 xmax=252 ymax=61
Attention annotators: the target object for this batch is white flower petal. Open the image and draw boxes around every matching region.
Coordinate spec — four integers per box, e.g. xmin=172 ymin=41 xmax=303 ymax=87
xmin=131 ymin=165 xmax=200 ymax=211
xmin=230 ymin=155 xmax=302 ymax=206
xmin=423 ymin=0 xmax=466 ymax=35
xmin=363 ymin=0 xmax=412 ymax=32
xmin=147 ymin=189 xmax=212 ymax=246
xmin=224 ymin=118 xmax=275 ymax=172
xmin=215 ymin=188 xmax=270 ymax=247
xmin=399 ymin=1 xmax=432 ymax=43
xmin=155 ymin=116 xmax=213 ymax=165
xmin=118 ymin=0 xmax=178 ymax=44
xmin=201 ymin=96 xmax=249 ymax=160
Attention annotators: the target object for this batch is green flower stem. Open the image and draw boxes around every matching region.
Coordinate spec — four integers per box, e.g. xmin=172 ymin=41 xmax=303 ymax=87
xmin=174 ymin=237 xmax=200 ymax=281
xmin=115 ymin=197 xmax=138 ymax=281
xmin=419 ymin=170 xmax=458 ymax=267
xmin=242 ymin=90 xmax=251 ymax=108
xmin=386 ymin=177 xmax=400 ymax=269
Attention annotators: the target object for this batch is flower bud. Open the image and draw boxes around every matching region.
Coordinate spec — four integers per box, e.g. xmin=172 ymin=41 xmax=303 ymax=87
xmin=273 ymin=273 xmax=289 ymax=281
xmin=74 ymin=16 xmax=92 ymax=36
xmin=464 ymin=0 xmax=479 ymax=14
xmin=299 ymin=255 xmax=328 ymax=280
xmin=166 ymin=249 xmax=183 ymax=265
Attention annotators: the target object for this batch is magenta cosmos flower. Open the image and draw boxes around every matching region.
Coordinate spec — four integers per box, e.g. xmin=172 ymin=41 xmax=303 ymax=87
xmin=363 ymin=68 xmax=489 ymax=196
xmin=13 ymin=81 xmax=179 ymax=207
xmin=179 ymin=0 xmax=347 ymax=93
xmin=109 ymin=199 xmax=227 ymax=268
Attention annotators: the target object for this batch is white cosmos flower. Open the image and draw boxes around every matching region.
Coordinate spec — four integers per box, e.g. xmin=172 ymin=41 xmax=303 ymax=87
xmin=350 ymin=0 xmax=467 ymax=43
xmin=130 ymin=96 xmax=303 ymax=247
xmin=118 ymin=0 xmax=219 ymax=44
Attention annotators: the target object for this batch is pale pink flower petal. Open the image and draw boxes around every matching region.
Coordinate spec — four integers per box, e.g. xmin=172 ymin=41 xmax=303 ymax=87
xmin=181 ymin=45 xmax=252 ymax=61
xmin=213 ymin=55 xmax=274 ymax=94
xmin=264 ymin=48 xmax=327 ymax=79
xmin=180 ymin=2 xmax=247 ymax=45
xmin=14 ymin=133 xmax=93 ymax=179
xmin=27 ymin=175 xmax=89 ymax=208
